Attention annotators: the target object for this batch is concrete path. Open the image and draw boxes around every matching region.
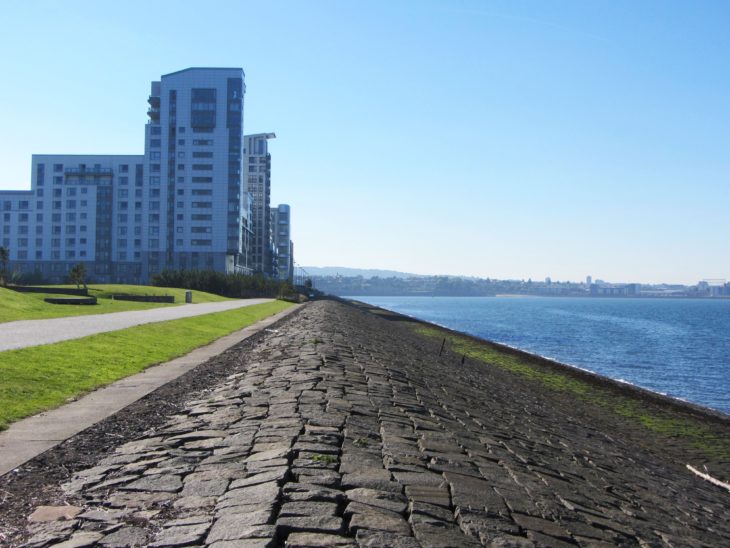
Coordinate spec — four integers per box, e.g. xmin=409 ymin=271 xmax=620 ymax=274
xmin=0 ymin=299 xmax=273 ymax=351
xmin=0 ymin=304 xmax=301 ymax=477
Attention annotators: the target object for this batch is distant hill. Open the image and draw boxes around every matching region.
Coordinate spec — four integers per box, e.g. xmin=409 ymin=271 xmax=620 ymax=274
xmin=300 ymin=266 xmax=420 ymax=279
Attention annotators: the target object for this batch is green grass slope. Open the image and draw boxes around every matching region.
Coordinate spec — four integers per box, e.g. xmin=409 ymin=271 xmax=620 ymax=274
xmin=0 ymin=284 xmax=231 ymax=323
xmin=0 ymin=299 xmax=292 ymax=429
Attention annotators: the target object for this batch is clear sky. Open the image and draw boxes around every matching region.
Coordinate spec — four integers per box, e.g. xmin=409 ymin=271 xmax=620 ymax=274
xmin=1 ymin=0 xmax=728 ymax=284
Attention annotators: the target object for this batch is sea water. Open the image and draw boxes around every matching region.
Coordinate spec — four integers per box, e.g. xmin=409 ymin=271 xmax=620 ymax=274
xmin=348 ymin=296 xmax=730 ymax=415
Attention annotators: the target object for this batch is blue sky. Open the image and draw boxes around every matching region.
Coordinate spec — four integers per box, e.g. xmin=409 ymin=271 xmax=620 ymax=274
xmin=1 ymin=0 xmax=728 ymax=284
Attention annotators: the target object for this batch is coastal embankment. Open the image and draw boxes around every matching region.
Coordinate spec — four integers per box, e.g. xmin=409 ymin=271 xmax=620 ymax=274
xmin=2 ymin=298 xmax=729 ymax=546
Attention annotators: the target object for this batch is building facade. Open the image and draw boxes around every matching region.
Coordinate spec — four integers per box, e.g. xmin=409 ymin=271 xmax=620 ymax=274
xmin=0 ymin=67 xmax=276 ymax=284
xmin=245 ymin=133 xmax=276 ymax=276
xmin=272 ymin=204 xmax=293 ymax=281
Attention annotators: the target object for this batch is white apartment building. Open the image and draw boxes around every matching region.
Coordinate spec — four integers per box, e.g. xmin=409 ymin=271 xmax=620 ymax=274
xmin=272 ymin=204 xmax=293 ymax=281
xmin=245 ymin=133 xmax=276 ymax=275
xmin=0 ymin=67 xmax=268 ymax=284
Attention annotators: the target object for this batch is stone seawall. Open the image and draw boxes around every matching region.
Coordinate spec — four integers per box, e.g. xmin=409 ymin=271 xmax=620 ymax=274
xmin=2 ymin=298 xmax=729 ymax=546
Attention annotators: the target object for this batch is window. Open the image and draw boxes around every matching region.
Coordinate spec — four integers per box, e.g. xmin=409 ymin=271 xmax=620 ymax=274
xmin=52 ymin=238 xmax=61 ymax=247
xmin=118 ymin=189 xmax=128 ymax=198
xmin=81 ymin=187 xmax=87 ymax=194
xmin=118 ymin=226 xmax=128 ymax=235
xmin=36 ymin=201 xmax=43 ymax=209
xmin=54 ymin=176 xmax=63 ymax=184
xmin=192 ymin=202 xmax=212 ymax=208
xmin=150 ymin=152 xmax=161 ymax=160
xmin=17 ymin=238 xmax=28 ymax=247
xmin=80 ymin=200 xmax=87 ymax=207
xmin=53 ymin=189 xmax=62 ymax=197
xmin=191 ymin=214 xmax=212 ymax=221
xmin=18 ymin=226 xmax=28 ymax=235
xmin=177 ymin=201 xmax=184 ymax=208
xmin=177 ymin=189 xmax=185 ymax=195
xmin=178 ymin=140 xmax=185 ymax=146
xmin=67 ymin=188 xmax=76 ymax=196
xmin=119 ymin=176 xmax=129 ymax=185
xmin=191 ymin=88 xmax=217 ymax=129
xmin=53 ymin=201 xmax=61 ymax=210
xmin=120 ymin=164 xmax=129 ymax=173
xmin=35 ymin=238 xmax=43 ymax=247
xmin=150 ymin=139 xmax=161 ymax=148
xmin=148 ymin=239 xmax=159 ymax=248
xmin=149 ymin=214 xmax=160 ymax=223
xmin=149 ymin=201 xmax=160 ymax=210
xmin=149 ymin=226 xmax=159 ymax=236
xmin=54 ymin=164 xmax=63 ymax=172
xmin=150 ymin=176 xmax=160 ymax=185
xmin=117 ymin=239 xmax=127 ymax=248
xmin=192 ymin=164 xmax=213 ymax=171
xmin=67 ymin=200 xmax=76 ymax=209
xmin=179 ymin=127 xmax=186 ymax=134
xmin=177 ymin=163 xmax=185 ymax=171
xmin=192 ymin=151 xmax=213 ymax=158
xmin=192 ymin=177 xmax=212 ymax=183
xmin=178 ymin=151 xmax=185 ymax=158
xmin=19 ymin=201 xmax=28 ymax=210
xmin=80 ymin=225 xmax=87 ymax=232
xmin=150 ymin=189 xmax=160 ymax=197
xmin=191 ymin=239 xmax=212 ymax=246
xmin=176 ymin=239 xmax=184 ymax=246
xmin=192 ymin=189 xmax=212 ymax=196
xmin=176 ymin=226 xmax=184 ymax=233
xmin=80 ymin=238 xmax=87 ymax=245
xmin=151 ymin=164 xmax=160 ymax=172
xmin=119 ymin=201 xmax=128 ymax=210
xmin=37 ymin=189 xmax=44 ymax=197
xmin=151 ymin=126 xmax=161 ymax=135
xmin=118 ymin=214 xmax=128 ymax=223
xmin=66 ymin=213 xmax=76 ymax=222
xmin=191 ymin=226 xmax=212 ymax=233
xmin=66 ymin=226 xmax=76 ymax=235
xmin=118 ymin=251 xmax=127 ymax=261
xmin=193 ymin=139 xmax=213 ymax=146
xmin=66 ymin=250 xmax=75 ymax=259
xmin=36 ymin=213 xmax=43 ymax=222
xmin=19 ymin=213 xmax=28 ymax=222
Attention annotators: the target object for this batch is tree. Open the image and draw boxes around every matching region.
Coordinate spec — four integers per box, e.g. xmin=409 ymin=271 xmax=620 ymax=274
xmin=68 ymin=263 xmax=87 ymax=289
xmin=0 ymin=246 xmax=8 ymax=287
xmin=304 ymin=278 xmax=313 ymax=290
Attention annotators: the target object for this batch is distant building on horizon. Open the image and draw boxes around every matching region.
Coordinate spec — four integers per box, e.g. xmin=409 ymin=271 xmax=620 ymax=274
xmin=0 ymin=68 xmax=290 ymax=284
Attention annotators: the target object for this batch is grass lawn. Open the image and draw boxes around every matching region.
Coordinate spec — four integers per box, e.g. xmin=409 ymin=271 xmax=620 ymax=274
xmin=0 ymin=284 xmax=231 ymax=324
xmin=0 ymin=299 xmax=292 ymax=430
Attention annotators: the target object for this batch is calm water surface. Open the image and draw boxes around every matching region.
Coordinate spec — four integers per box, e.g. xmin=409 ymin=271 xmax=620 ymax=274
xmin=348 ymin=296 xmax=730 ymax=415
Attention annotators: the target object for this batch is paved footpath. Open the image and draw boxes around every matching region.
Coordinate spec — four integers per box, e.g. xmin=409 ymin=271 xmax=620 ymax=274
xmin=0 ymin=299 xmax=273 ymax=351
xmin=14 ymin=300 xmax=730 ymax=546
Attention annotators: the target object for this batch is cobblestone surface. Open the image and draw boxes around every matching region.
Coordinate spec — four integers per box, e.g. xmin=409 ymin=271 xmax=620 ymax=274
xmin=13 ymin=300 xmax=730 ymax=546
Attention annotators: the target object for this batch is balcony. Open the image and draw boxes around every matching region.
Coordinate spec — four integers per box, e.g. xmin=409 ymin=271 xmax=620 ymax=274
xmin=64 ymin=167 xmax=113 ymax=177
xmin=147 ymin=106 xmax=160 ymax=122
